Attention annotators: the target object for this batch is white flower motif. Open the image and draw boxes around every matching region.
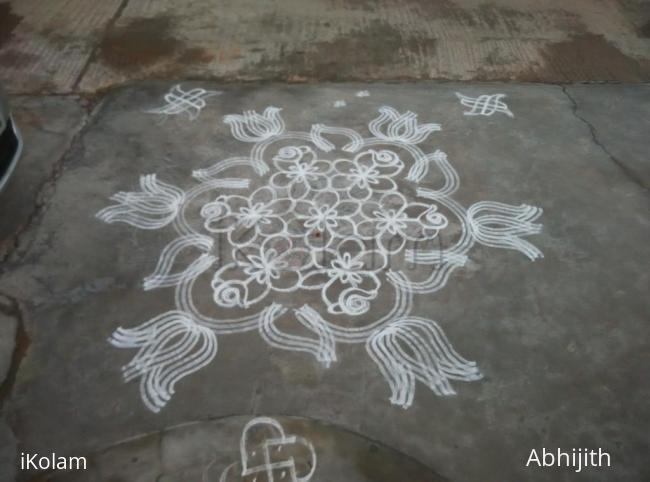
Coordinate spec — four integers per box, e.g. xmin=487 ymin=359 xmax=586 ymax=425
xmin=304 ymin=205 xmax=339 ymax=231
xmin=238 ymin=202 xmax=275 ymax=228
xmin=358 ymin=192 xmax=448 ymax=253
xmin=327 ymin=251 xmax=365 ymax=285
xmin=374 ymin=208 xmax=409 ymax=235
xmin=288 ymin=190 xmax=358 ymax=249
xmin=331 ymin=149 xmax=403 ymax=200
xmin=224 ymin=106 xmax=285 ymax=142
xmin=270 ymin=145 xmax=331 ymax=197
xmin=369 ymin=106 xmax=441 ymax=144
xmin=302 ymin=238 xmax=387 ymax=316
xmin=351 ymin=164 xmax=381 ymax=189
xmin=241 ymin=248 xmax=287 ymax=284
xmin=289 ymin=164 xmax=315 ymax=181
xmin=201 ymin=187 xmax=293 ymax=246
xmin=212 ymin=236 xmax=312 ymax=309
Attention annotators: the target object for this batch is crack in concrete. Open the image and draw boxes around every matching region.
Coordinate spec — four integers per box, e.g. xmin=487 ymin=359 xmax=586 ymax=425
xmin=72 ymin=0 xmax=132 ymax=92
xmin=0 ymin=98 xmax=101 ymax=266
xmin=0 ymin=292 xmax=30 ymax=407
xmin=561 ymin=85 xmax=648 ymax=191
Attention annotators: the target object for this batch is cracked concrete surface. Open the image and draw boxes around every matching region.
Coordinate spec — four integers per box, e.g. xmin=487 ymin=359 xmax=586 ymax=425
xmin=564 ymin=84 xmax=650 ymax=190
xmin=0 ymin=96 xmax=88 ymax=262
xmin=0 ymin=82 xmax=648 ymax=481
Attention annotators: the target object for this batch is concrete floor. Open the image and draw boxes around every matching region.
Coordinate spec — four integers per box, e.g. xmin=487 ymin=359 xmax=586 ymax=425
xmin=0 ymin=1 xmax=649 ymax=482
xmin=0 ymin=82 xmax=648 ymax=481
xmin=0 ymin=0 xmax=649 ymax=94
xmin=47 ymin=416 xmax=449 ymax=482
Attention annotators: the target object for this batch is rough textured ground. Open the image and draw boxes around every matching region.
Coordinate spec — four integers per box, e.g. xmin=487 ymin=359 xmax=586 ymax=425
xmin=0 ymin=0 xmax=649 ymax=94
xmin=0 ymin=96 xmax=88 ymax=260
xmin=0 ymin=82 xmax=648 ymax=481
xmin=47 ymin=416 xmax=447 ymax=482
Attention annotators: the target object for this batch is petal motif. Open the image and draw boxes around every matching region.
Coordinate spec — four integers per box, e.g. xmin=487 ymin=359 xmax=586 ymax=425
xmin=96 ymin=174 xmax=184 ymax=229
xmin=109 ymin=311 xmax=217 ymax=413
xmin=259 ymin=304 xmax=337 ymax=368
xmin=369 ymin=106 xmax=441 ymax=144
xmin=310 ymin=123 xmax=363 ymax=152
xmin=367 ymin=317 xmax=482 ymax=408
xmin=224 ymin=106 xmax=285 ymax=142
xmin=143 ymin=235 xmax=215 ymax=290
xmin=468 ymin=201 xmax=543 ymax=260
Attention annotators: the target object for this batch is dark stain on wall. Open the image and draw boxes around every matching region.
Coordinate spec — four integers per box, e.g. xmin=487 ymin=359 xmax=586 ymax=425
xmin=0 ymin=2 xmax=22 ymax=48
xmin=98 ymin=16 xmax=215 ymax=73
xmin=531 ymin=34 xmax=649 ymax=82
xmin=251 ymin=20 xmax=436 ymax=80
xmin=98 ymin=17 xmax=182 ymax=71
xmin=640 ymin=20 xmax=650 ymax=38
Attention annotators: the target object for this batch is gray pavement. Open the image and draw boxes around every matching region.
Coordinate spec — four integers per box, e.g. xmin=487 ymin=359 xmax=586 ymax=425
xmin=0 ymin=82 xmax=648 ymax=481
xmin=0 ymin=95 xmax=88 ymax=260
xmin=48 ymin=416 xmax=447 ymax=482
xmin=1 ymin=0 xmax=650 ymax=94
xmin=564 ymin=84 xmax=650 ymax=189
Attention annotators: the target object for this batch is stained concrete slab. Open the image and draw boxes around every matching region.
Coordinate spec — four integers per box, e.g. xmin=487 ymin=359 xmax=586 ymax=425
xmin=0 ymin=95 xmax=87 ymax=262
xmin=1 ymin=0 xmax=649 ymax=94
xmin=0 ymin=82 xmax=648 ymax=482
xmin=0 ymin=0 xmax=125 ymax=94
